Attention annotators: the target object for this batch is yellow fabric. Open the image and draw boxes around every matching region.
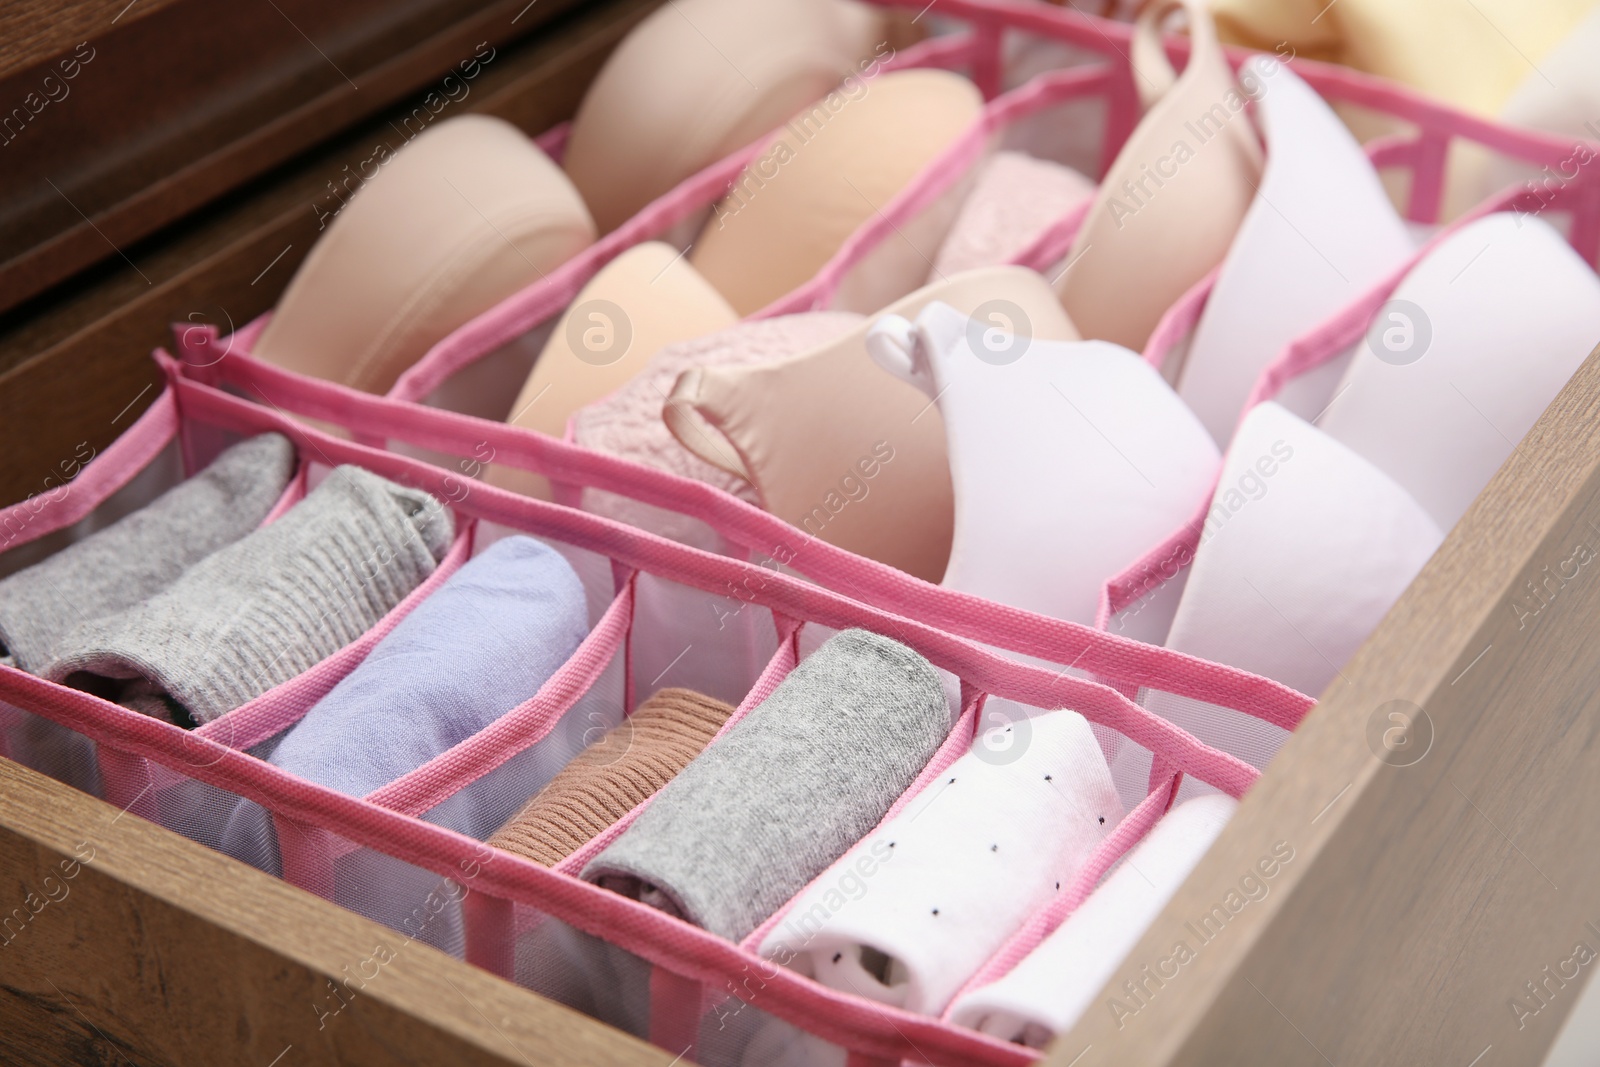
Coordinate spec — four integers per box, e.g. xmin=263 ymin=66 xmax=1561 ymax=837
xmin=1211 ymin=0 xmax=1597 ymax=116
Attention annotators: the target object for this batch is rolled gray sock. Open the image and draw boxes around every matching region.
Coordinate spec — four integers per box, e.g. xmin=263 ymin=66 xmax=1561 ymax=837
xmin=45 ymin=466 xmax=453 ymax=727
xmin=0 ymin=433 xmax=296 ymax=674
xmin=583 ymin=628 xmax=949 ymax=942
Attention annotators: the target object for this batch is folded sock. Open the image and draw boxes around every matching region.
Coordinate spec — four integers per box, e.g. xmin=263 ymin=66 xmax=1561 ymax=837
xmin=0 ymin=433 xmax=296 ymax=674
xmin=45 ymin=466 xmax=452 ymax=726
xmin=759 ymin=707 xmax=1123 ymax=1016
xmin=216 ymin=534 xmax=588 ymax=872
xmin=949 ymin=793 xmax=1238 ymax=1047
xmin=583 ymin=629 xmax=949 ymax=942
xmin=489 ymin=687 xmax=734 ymax=867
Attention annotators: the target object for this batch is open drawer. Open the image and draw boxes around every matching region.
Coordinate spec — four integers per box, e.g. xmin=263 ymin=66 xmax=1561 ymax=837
xmin=5 ymin=0 xmax=1600 ymax=1065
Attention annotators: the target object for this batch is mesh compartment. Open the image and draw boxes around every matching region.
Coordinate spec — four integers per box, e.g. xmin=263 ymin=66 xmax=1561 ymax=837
xmin=0 ymin=703 xmax=101 ymax=797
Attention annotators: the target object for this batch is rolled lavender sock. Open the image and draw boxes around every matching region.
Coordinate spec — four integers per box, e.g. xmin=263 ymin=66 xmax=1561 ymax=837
xmin=45 ymin=466 xmax=452 ymax=726
xmin=583 ymin=629 xmax=950 ymax=942
xmin=0 ymin=433 xmax=296 ymax=673
xmin=263 ymin=535 xmax=586 ymax=811
xmin=217 ymin=534 xmax=589 ymax=876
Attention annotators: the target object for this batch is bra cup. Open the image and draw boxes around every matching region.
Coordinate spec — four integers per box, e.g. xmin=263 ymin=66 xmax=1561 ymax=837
xmin=665 ymin=267 xmax=1077 ymax=582
xmin=930 ymin=151 xmax=1097 ymax=279
xmin=563 ymin=0 xmax=890 ymax=234
xmin=894 ymin=303 xmax=1219 ymax=623
xmin=1175 ymin=57 xmax=1414 ymax=446
xmin=490 ymin=242 xmax=738 ymax=500
xmin=689 ymin=69 xmax=985 ymax=316
xmin=1316 ymin=213 xmax=1600 ymax=532
xmin=1056 ymin=0 xmax=1263 ymax=351
xmin=1141 ymin=402 xmax=1442 ymax=781
xmin=254 ymin=115 xmax=594 ymax=394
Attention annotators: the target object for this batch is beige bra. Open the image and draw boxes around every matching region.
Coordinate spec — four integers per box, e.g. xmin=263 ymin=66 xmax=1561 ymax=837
xmin=664 ymin=266 xmax=1078 ymax=582
xmin=253 ymin=115 xmax=596 ymax=395
xmin=489 ymin=242 xmax=738 ymax=500
xmin=1055 ymin=0 xmax=1262 ymax=354
xmin=563 ymin=0 xmax=896 ymax=234
xmin=688 ymin=68 xmax=986 ymax=317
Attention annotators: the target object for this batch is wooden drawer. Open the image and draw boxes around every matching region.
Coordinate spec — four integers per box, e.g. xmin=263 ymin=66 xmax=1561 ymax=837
xmin=4 ymin=2 xmax=1600 ymax=1064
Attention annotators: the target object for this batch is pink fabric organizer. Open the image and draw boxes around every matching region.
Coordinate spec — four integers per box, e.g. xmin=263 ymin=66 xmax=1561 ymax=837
xmin=13 ymin=1 xmax=1600 ymax=1063
xmin=0 ymin=363 xmax=1284 ymax=1067
xmin=171 ymin=0 xmax=1596 ymax=639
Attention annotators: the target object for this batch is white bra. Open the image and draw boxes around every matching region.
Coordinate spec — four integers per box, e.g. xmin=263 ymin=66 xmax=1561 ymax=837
xmin=867 ymin=302 xmax=1219 ymax=621
xmin=1175 ymin=56 xmax=1415 ymax=446
xmin=1134 ymin=401 xmax=1442 ymax=791
xmin=1317 ymin=212 xmax=1600 ymax=532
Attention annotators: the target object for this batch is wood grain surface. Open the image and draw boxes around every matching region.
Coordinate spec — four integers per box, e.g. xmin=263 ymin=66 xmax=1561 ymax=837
xmin=0 ymin=0 xmax=592 ymax=309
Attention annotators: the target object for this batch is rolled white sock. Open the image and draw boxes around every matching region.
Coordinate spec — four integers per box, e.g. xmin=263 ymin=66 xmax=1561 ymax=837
xmin=949 ymin=793 xmax=1238 ymax=1046
xmin=760 ymin=707 xmax=1123 ymax=1017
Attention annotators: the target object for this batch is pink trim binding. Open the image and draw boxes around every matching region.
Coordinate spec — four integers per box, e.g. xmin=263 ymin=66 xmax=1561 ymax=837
xmin=0 ymin=388 xmax=178 ymax=555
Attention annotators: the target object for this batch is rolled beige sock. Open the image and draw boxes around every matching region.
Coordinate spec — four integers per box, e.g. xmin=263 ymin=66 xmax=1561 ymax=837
xmin=488 ymin=688 xmax=735 ymax=867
